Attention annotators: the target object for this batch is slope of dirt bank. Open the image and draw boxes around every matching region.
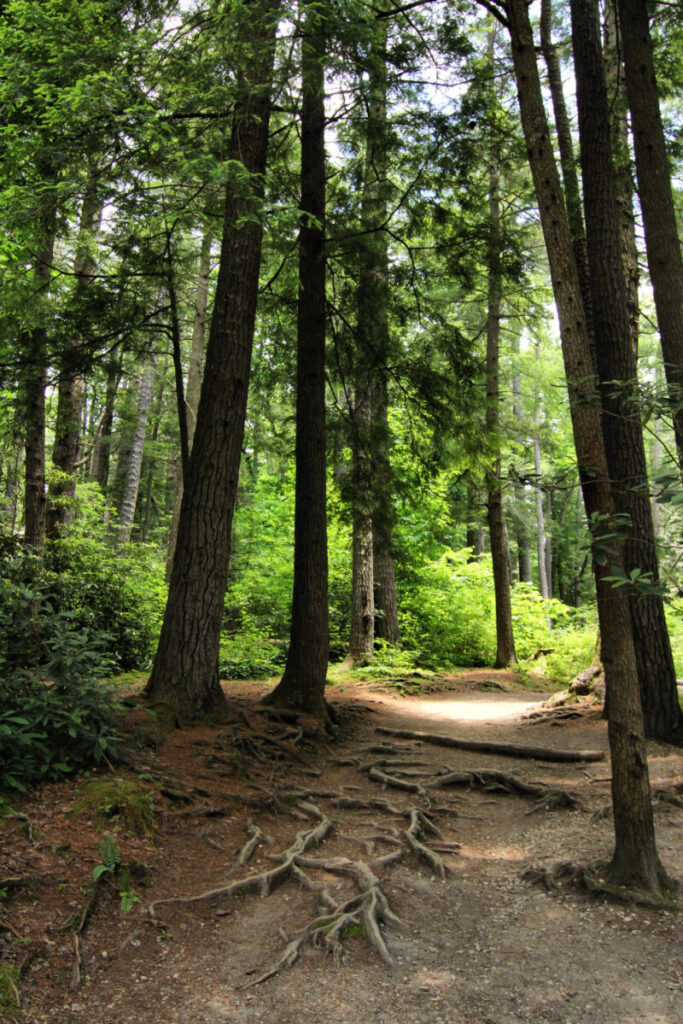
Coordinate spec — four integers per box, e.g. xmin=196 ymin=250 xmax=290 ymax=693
xmin=1 ymin=673 xmax=681 ymax=1024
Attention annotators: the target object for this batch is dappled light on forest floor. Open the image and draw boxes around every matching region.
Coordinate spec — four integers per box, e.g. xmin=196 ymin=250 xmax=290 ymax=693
xmin=1 ymin=680 xmax=680 ymax=1024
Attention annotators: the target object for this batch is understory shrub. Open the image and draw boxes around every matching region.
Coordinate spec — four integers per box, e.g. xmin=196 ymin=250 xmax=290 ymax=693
xmin=43 ymin=483 xmax=165 ymax=671
xmin=398 ymin=547 xmax=597 ymax=678
xmin=218 ymin=625 xmax=286 ymax=680
xmin=0 ymin=542 xmax=124 ymax=796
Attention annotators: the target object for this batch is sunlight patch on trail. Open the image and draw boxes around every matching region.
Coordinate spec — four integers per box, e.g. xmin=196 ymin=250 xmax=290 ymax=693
xmin=384 ymin=693 xmax=547 ymax=725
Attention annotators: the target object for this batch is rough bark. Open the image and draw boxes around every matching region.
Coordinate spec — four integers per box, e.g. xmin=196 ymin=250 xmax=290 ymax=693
xmin=511 ymin=366 xmax=532 ymax=583
xmin=574 ymin=0 xmax=681 ymax=744
xmin=117 ymin=360 xmax=155 ymax=545
xmin=506 ymin=0 xmax=669 ymax=894
xmin=143 ymin=0 xmax=280 ymax=722
xmin=264 ymin=1 xmax=329 ymax=722
xmin=617 ymin=0 xmax=683 ymax=468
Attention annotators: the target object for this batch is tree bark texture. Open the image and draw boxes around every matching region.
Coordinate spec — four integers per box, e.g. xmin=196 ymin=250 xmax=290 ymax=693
xmin=572 ymin=0 xmax=681 ymax=744
xmin=265 ymin=1 xmax=329 ymax=720
xmin=143 ymin=0 xmax=280 ymax=722
xmin=507 ymin=0 xmax=668 ymax=893
xmin=616 ymin=0 xmax=683 ymax=468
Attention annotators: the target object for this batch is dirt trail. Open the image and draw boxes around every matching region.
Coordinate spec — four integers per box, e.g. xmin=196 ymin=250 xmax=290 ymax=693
xmin=2 ymin=676 xmax=681 ymax=1024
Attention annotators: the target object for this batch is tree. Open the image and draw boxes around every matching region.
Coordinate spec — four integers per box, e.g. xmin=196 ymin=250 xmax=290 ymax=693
xmin=617 ymin=0 xmax=683 ymax=467
xmin=264 ymin=0 xmax=330 ymax=724
xmin=143 ymin=0 xmax=281 ymax=723
xmin=498 ymin=0 xmax=671 ymax=895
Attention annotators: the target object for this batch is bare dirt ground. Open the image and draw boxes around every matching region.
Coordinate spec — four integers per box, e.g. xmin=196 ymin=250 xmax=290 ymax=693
xmin=1 ymin=670 xmax=681 ymax=1024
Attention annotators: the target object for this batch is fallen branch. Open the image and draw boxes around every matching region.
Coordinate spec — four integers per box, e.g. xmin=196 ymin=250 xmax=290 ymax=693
xmin=376 ymin=726 xmax=604 ymax=763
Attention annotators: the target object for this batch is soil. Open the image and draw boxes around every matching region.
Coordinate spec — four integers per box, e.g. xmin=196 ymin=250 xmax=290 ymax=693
xmin=1 ymin=670 xmax=681 ymax=1024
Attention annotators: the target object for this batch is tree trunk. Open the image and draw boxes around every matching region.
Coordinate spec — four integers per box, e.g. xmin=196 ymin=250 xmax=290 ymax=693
xmin=143 ymin=0 xmax=280 ymax=723
xmin=571 ymin=0 xmax=673 ymax=885
xmin=539 ymin=0 xmax=594 ymax=351
xmin=507 ymin=0 xmax=669 ymax=894
xmin=117 ymin=360 xmax=155 ymax=544
xmin=348 ymin=373 xmax=375 ymax=664
xmin=466 ymin=485 xmax=486 ymax=560
xmin=22 ymin=206 xmax=56 ymax=554
xmin=47 ymin=179 xmax=101 ymax=539
xmin=264 ymin=0 xmax=329 ymax=722
xmin=511 ymin=366 xmax=532 ymax=583
xmin=90 ymin=355 xmax=122 ymax=492
xmin=165 ymin=226 xmax=213 ymax=578
xmin=573 ymin=0 xmax=682 ymax=744
xmin=140 ymin=370 xmax=166 ymax=544
xmin=533 ymin=426 xmax=549 ymax=599
xmin=617 ymin=0 xmax=683 ymax=468
xmin=485 ymin=39 xmax=516 ymax=669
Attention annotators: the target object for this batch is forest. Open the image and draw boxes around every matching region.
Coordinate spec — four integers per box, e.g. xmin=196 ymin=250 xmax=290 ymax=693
xmin=0 ymin=0 xmax=682 ymax=1018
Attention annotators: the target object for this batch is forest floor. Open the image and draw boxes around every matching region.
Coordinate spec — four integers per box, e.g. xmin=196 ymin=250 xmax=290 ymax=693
xmin=1 ymin=669 xmax=682 ymax=1024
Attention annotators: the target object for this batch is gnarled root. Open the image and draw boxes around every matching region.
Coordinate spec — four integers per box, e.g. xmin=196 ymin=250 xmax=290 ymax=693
xmin=247 ymin=856 xmax=403 ymax=986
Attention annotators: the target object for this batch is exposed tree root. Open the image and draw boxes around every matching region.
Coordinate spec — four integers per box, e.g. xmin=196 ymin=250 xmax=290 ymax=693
xmin=523 ymin=860 xmax=680 ymax=910
xmin=232 ymin=821 xmax=272 ymax=869
xmin=376 ymin=726 xmax=604 ymax=763
xmin=147 ymin=813 xmax=333 ymax=920
xmin=245 ymin=855 xmax=403 ymax=986
xmin=428 ymin=769 xmax=580 ymax=811
xmin=404 ymin=809 xmax=448 ymax=879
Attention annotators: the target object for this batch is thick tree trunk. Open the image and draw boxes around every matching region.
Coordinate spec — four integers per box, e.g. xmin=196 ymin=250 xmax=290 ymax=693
xmin=574 ymin=0 xmax=681 ymax=744
xmin=117 ymin=360 xmax=155 ymax=544
xmin=617 ymin=0 xmax=683 ymax=467
xmin=264 ymin=1 xmax=329 ymax=722
xmin=143 ymin=0 xmax=279 ymax=722
xmin=165 ymin=227 xmax=213 ymax=578
xmin=507 ymin=0 xmax=669 ymax=894
xmin=47 ymin=181 xmax=101 ymax=539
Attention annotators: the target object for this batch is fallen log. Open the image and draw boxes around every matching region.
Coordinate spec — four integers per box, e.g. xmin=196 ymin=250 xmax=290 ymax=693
xmin=375 ymin=726 xmax=604 ymax=763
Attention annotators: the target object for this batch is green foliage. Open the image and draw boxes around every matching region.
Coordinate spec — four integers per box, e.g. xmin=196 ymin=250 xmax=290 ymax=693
xmin=44 ymin=483 xmax=165 ymax=671
xmin=0 ymin=540 xmax=125 ymax=797
xmin=399 ymin=548 xmax=497 ymax=667
xmin=218 ymin=626 xmax=285 ymax=681
xmin=0 ymin=964 xmax=21 ymax=1010
xmin=92 ymin=834 xmax=141 ymax=912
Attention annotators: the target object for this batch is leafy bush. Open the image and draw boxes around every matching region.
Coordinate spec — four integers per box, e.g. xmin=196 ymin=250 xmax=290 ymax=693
xmin=43 ymin=483 xmax=165 ymax=671
xmin=399 ymin=548 xmax=497 ymax=667
xmin=218 ymin=625 xmax=286 ymax=680
xmin=0 ymin=543 xmax=124 ymax=796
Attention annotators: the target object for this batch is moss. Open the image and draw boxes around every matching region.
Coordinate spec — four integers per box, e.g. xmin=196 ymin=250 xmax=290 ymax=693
xmin=0 ymin=964 xmax=21 ymax=1010
xmin=73 ymin=778 xmax=158 ymax=836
